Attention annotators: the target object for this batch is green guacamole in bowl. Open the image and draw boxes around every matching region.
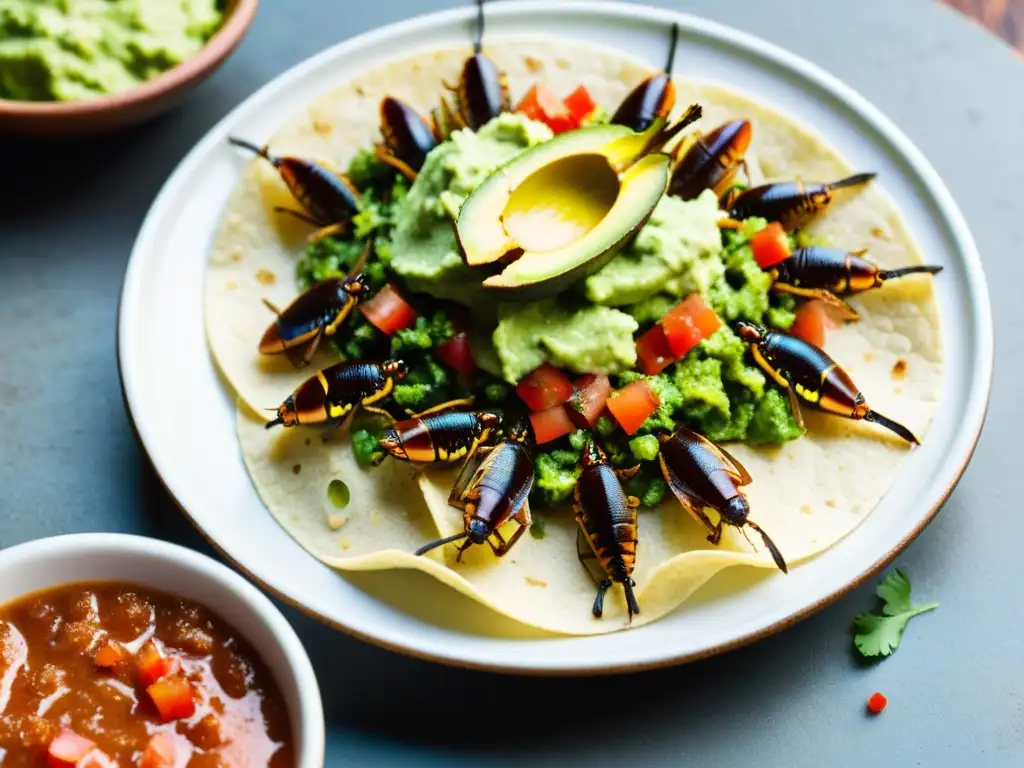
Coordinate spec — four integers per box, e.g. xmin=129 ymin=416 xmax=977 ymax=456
xmin=0 ymin=0 xmax=224 ymax=102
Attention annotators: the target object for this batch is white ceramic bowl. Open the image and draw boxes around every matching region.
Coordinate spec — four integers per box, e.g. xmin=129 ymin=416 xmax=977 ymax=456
xmin=0 ymin=533 xmax=325 ymax=767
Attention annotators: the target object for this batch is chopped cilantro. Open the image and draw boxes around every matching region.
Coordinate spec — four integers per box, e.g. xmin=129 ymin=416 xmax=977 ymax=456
xmin=628 ymin=434 xmax=660 ymax=462
xmin=481 ymin=378 xmax=511 ymax=404
xmin=568 ymin=429 xmax=589 ymax=451
xmin=533 ymin=452 xmax=581 ymax=506
xmin=390 ymin=311 xmax=455 ymax=355
xmin=852 ymin=569 xmax=937 ymax=659
xmin=346 ymin=148 xmax=392 ymax=191
xmin=352 ymin=429 xmax=386 ymax=467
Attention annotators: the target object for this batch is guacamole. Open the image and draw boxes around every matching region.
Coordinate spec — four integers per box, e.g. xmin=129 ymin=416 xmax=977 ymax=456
xmin=0 ymin=0 xmax=223 ymax=102
xmin=297 ymin=116 xmax=805 ymax=510
xmin=390 ymin=113 xmax=553 ymax=306
xmin=584 ymin=190 xmax=725 ymax=306
xmin=492 ymin=299 xmax=638 ymax=383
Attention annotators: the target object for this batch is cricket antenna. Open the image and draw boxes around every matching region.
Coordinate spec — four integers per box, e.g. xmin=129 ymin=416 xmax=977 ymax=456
xmin=623 ymin=578 xmax=641 ymax=623
xmin=665 ymin=21 xmax=679 ymax=74
xmin=474 ymin=0 xmax=485 ymax=54
xmin=747 ymin=520 xmax=788 ymax=574
xmin=879 ymin=265 xmax=944 ymax=281
xmin=415 ymin=531 xmax=469 ymax=557
xmin=228 ymin=137 xmax=279 ymax=166
xmin=864 ymin=410 xmax=920 ymax=445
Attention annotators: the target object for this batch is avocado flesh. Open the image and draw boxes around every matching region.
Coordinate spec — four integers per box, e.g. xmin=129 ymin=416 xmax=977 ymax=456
xmin=483 ymin=154 xmax=670 ymax=299
xmin=457 ymin=124 xmax=634 ymax=267
xmin=455 ymin=108 xmax=702 ymax=300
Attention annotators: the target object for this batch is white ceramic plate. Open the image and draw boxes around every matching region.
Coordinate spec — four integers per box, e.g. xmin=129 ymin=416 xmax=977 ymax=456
xmin=118 ymin=1 xmax=992 ymax=674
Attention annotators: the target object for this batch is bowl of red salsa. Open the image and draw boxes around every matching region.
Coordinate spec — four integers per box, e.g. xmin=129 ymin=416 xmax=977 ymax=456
xmin=0 ymin=533 xmax=324 ymax=767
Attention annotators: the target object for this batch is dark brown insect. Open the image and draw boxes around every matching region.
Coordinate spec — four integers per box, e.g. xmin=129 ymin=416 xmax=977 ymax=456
xmin=375 ymin=404 xmax=501 ymax=465
xmin=668 ymin=119 xmax=752 ymax=201
xmin=735 ymin=321 xmax=918 ymax=444
xmin=414 ymin=418 xmax=535 ymax=562
xmin=657 ymin=425 xmax=788 ymax=573
xmin=574 ymin=440 xmax=641 ymax=621
xmin=259 ymin=272 xmax=371 ymax=366
xmin=442 ymin=0 xmax=511 ymax=132
xmin=724 ymin=173 xmax=877 ymax=232
xmin=610 ymin=22 xmax=679 ymax=132
xmin=227 ymin=137 xmax=361 ymax=242
xmin=376 ymin=96 xmax=439 ymax=181
xmin=768 ymin=245 xmax=943 ymax=320
xmin=265 ymin=359 xmax=408 ymax=429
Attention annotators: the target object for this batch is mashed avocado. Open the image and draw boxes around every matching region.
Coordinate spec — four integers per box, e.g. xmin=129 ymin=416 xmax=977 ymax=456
xmin=492 ymin=299 xmax=638 ymax=383
xmin=584 ymin=190 xmax=725 ymax=306
xmin=302 ymin=115 xmax=808 ymax=510
xmin=0 ymin=0 xmax=223 ymax=102
xmin=390 ymin=113 xmax=553 ymax=307
xmin=710 ymin=217 xmax=797 ymax=329
xmin=612 ymin=323 xmax=802 ymax=449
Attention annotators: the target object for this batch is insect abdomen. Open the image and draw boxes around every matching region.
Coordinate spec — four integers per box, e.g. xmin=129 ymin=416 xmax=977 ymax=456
xmin=324 ymin=363 xmax=384 ymax=404
xmin=282 ymin=159 xmax=359 ymax=223
xmin=471 ymin=443 xmax=534 ymax=527
xmin=579 ymin=465 xmax=638 ymax=580
xmin=459 ymin=55 xmax=509 ymax=130
xmin=423 ymin=412 xmax=482 ymax=462
xmin=764 ymin=333 xmax=835 ymax=395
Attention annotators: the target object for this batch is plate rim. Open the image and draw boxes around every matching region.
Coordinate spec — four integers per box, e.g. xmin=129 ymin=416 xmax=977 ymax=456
xmin=117 ymin=0 xmax=994 ymax=675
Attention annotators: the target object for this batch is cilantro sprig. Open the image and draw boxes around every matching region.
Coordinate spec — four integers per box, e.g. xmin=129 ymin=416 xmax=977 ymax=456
xmin=852 ymin=569 xmax=937 ymax=659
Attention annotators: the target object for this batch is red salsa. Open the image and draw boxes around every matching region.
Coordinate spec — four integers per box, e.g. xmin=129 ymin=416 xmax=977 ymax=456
xmin=0 ymin=582 xmax=294 ymax=767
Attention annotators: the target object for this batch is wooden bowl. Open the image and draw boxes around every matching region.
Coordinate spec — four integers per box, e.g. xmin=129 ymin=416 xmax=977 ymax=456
xmin=0 ymin=0 xmax=259 ymax=137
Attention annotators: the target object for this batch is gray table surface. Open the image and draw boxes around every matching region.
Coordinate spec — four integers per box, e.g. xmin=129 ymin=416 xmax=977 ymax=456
xmin=2 ymin=0 xmax=1022 ymax=765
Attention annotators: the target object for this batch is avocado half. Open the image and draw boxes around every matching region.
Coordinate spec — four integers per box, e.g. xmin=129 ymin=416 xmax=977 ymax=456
xmin=456 ymin=106 xmax=702 ymax=300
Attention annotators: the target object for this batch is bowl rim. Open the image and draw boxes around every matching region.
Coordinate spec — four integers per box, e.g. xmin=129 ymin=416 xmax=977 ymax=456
xmin=0 ymin=531 xmax=325 ymax=766
xmin=0 ymin=0 xmax=259 ymax=116
xmin=116 ymin=0 xmax=994 ymax=675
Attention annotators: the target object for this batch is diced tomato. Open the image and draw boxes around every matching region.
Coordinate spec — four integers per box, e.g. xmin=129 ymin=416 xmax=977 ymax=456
xmin=141 ymin=733 xmax=177 ymax=768
xmin=529 ymin=405 xmax=576 ymax=445
xmin=516 ymin=82 xmax=577 ymax=134
xmin=635 ymin=325 xmax=675 ymax=375
xmin=358 ymin=283 xmax=418 ymax=335
xmin=137 ymin=642 xmax=179 ymax=688
xmin=94 ymin=641 xmax=127 ymax=670
xmin=750 ymin=222 xmax=791 ymax=268
xmin=148 ymin=675 xmax=196 ymax=723
xmin=606 ymin=380 xmax=660 ymax=436
xmin=790 ymin=300 xmax=829 ymax=347
xmin=866 ymin=692 xmax=888 ymax=714
xmin=434 ymin=332 xmax=477 ymax=376
xmin=564 ymin=374 xmax=612 ymax=428
xmin=661 ymin=294 xmax=721 ymax=358
xmin=46 ymin=729 xmax=95 ymax=767
xmin=562 ymin=85 xmax=597 ymax=124
xmin=515 ymin=363 xmax=574 ymax=411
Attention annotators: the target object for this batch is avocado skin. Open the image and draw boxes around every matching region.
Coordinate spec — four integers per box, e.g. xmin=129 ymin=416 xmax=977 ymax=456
xmin=480 ymin=211 xmax=655 ymax=301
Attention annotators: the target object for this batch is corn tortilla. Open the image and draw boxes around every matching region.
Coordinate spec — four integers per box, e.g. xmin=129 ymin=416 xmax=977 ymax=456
xmin=205 ymin=38 xmax=943 ymax=636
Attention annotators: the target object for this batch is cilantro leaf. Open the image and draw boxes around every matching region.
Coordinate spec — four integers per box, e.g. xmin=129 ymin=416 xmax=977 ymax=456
xmin=852 ymin=569 xmax=937 ymax=659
